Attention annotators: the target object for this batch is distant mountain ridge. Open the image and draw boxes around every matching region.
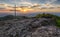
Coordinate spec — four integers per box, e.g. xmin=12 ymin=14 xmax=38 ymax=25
xmin=0 ymin=12 xmax=60 ymax=17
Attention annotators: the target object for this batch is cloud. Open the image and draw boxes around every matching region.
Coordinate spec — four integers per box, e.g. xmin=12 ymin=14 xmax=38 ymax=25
xmin=45 ymin=0 xmax=57 ymax=4
xmin=0 ymin=1 xmax=59 ymax=10
xmin=19 ymin=2 xmax=33 ymax=6
xmin=0 ymin=0 xmax=60 ymax=13
xmin=0 ymin=3 xmax=15 ymax=10
xmin=0 ymin=0 xmax=58 ymax=4
xmin=29 ymin=0 xmax=57 ymax=4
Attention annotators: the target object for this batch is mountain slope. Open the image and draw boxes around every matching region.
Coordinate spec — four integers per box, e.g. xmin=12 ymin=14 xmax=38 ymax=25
xmin=0 ymin=18 xmax=60 ymax=37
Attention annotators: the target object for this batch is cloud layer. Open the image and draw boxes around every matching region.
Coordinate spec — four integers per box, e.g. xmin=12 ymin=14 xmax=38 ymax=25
xmin=0 ymin=0 xmax=60 ymax=13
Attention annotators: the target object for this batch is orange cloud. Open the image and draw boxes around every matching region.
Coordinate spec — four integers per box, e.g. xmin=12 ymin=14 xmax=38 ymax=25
xmin=0 ymin=3 xmax=60 ymax=14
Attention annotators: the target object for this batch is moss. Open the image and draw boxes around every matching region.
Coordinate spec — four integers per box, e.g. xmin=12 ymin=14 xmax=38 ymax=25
xmin=56 ymin=19 xmax=60 ymax=27
xmin=35 ymin=13 xmax=60 ymax=27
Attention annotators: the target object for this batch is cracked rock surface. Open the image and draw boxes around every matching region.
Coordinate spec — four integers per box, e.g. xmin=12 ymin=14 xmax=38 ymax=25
xmin=0 ymin=18 xmax=60 ymax=37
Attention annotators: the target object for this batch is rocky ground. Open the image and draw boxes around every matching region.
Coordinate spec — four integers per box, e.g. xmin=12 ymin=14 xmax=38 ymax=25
xmin=0 ymin=18 xmax=60 ymax=37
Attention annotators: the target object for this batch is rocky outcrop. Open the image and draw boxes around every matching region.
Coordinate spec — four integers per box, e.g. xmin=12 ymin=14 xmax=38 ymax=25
xmin=0 ymin=18 xmax=60 ymax=37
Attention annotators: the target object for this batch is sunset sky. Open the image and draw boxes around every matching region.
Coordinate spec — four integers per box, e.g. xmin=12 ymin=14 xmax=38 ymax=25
xmin=0 ymin=0 xmax=60 ymax=14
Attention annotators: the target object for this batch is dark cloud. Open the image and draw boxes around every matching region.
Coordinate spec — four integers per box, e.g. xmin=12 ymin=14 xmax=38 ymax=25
xmin=0 ymin=7 xmax=5 ymax=10
xmin=53 ymin=0 xmax=60 ymax=5
xmin=0 ymin=0 xmax=60 ymax=7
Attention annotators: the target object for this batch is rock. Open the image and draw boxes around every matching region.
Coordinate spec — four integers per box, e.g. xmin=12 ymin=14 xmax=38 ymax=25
xmin=0 ymin=18 xmax=60 ymax=37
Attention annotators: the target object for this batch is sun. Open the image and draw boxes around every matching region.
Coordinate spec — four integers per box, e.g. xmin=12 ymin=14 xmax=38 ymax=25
xmin=20 ymin=8 xmax=29 ymax=13
xmin=23 ymin=9 xmax=27 ymax=12
xmin=16 ymin=7 xmax=34 ymax=13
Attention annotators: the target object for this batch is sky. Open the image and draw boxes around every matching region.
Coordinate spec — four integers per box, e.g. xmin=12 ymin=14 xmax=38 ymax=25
xmin=0 ymin=0 xmax=60 ymax=14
